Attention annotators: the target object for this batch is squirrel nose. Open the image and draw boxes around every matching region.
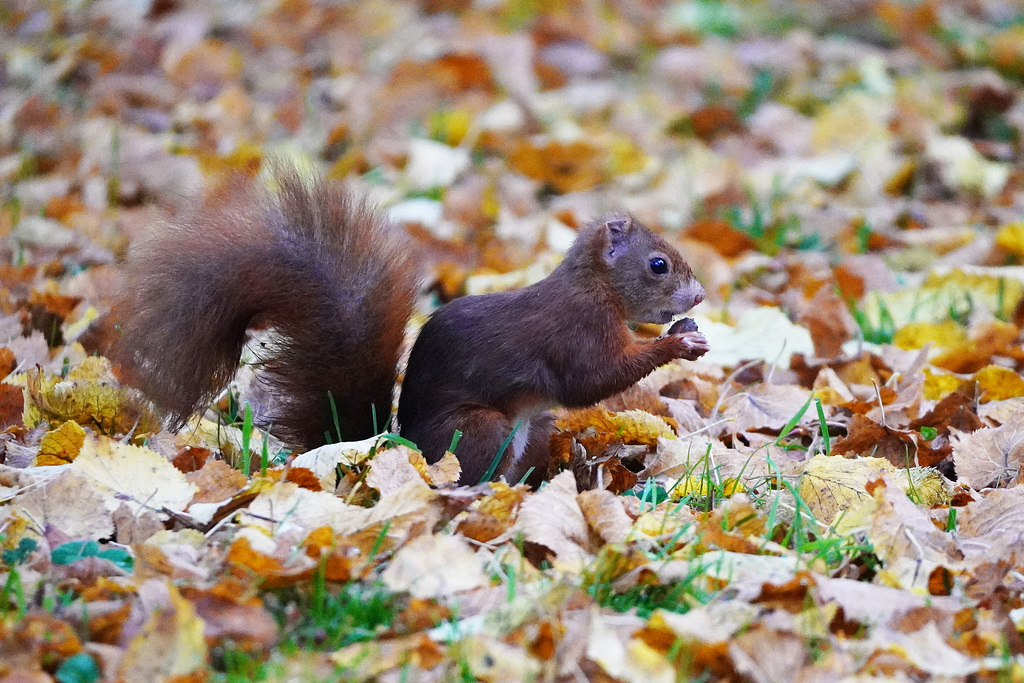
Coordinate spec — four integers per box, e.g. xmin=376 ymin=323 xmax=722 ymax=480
xmin=693 ymin=288 xmax=704 ymax=306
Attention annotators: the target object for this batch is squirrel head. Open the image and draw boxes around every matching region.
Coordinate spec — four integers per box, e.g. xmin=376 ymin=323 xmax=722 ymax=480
xmin=591 ymin=215 xmax=705 ymax=325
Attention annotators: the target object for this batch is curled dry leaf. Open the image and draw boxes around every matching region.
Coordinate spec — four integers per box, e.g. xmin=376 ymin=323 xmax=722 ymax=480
xmin=555 ymin=406 xmax=676 ymax=445
xmin=23 ymin=366 xmax=161 ymax=437
xmin=514 ymin=470 xmax=593 ymax=563
xmin=365 ymin=445 xmax=428 ymax=496
xmin=457 ymin=481 xmax=528 ymax=543
xmin=427 ymin=450 xmax=462 ymax=485
xmin=288 ymin=434 xmax=379 ymax=491
xmin=577 ymin=489 xmax=633 ymax=544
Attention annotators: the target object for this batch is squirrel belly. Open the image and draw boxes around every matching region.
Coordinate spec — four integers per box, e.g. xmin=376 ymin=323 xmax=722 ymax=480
xmin=116 ymin=173 xmax=708 ymax=485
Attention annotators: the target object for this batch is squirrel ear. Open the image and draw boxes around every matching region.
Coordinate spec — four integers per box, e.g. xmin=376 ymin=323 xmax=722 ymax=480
xmin=604 ymin=217 xmax=632 ymax=264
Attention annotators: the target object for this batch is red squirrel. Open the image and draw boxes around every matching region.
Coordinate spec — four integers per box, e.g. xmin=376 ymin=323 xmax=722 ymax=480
xmin=115 ymin=171 xmax=708 ymax=484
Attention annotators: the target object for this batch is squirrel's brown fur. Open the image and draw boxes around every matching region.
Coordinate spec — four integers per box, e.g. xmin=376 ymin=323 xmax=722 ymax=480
xmin=398 ymin=215 xmax=707 ymax=483
xmin=116 ymin=172 xmax=707 ymax=484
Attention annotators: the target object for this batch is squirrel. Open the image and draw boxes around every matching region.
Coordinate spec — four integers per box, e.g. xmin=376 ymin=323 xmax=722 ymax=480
xmin=115 ymin=170 xmax=709 ymax=485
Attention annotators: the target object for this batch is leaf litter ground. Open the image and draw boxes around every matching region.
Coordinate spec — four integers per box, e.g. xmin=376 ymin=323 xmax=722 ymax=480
xmin=6 ymin=0 xmax=1024 ymax=680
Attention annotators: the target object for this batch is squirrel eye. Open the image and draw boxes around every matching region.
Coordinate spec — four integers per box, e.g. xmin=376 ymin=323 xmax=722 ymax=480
xmin=648 ymin=257 xmax=668 ymax=275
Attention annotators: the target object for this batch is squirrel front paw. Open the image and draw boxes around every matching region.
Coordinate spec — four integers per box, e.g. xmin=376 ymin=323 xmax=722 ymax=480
xmin=672 ymin=331 xmax=709 ymax=360
xmin=663 ymin=318 xmax=709 ymax=361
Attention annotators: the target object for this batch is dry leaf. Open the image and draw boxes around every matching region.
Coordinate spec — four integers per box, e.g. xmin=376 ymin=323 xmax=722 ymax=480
xmin=116 ymin=581 xmax=208 ymax=682
xmin=14 ymin=469 xmax=113 ymax=540
xmin=720 ymin=382 xmax=813 ymax=434
xmin=71 ymin=436 xmax=197 ymax=517
xmin=427 ymin=451 xmax=462 ymax=485
xmin=23 ymin=366 xmax=160 ymax=436
xmin=799 ymin=455 xmax=949 ymax=526
xmin=577 ymin=489 xmax=633 ymax=544
xmin=514 ymin=470 xmax=592 ymax=563
xmin=381 ymin=533 xmax=489 ymax=599
xmin=366 ymin=445 xmax=427 ymax=496
xmin=952 ymin=411 xmax=1024 ymax=489
xmin=36 ymin=419 xmax=86 ymax=465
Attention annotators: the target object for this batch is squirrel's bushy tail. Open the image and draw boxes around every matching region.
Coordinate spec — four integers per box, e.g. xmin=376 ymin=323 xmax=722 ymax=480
xmin=115 ymin=170 xmax=416 ymax=449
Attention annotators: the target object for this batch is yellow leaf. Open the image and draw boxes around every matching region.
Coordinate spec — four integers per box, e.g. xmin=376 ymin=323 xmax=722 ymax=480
xmin=608 ymin=135 xmax=651 ymax=177
xmin=426 ymin=108 xmax=472 ymax=146
xmin=117 ymin=582 xmax=207 ymax=681
xmin=37 ymin=420 xmax=86 ymax=466
xmin=923 ymin=367 xmax=961 ymax=401
xmin=860 ymin=269 xmax=1023 ymax=331
xmin=478 ymin=481 xmax=528 ymax=521
xmin=556 ymin=407 xmax=676 ymax=445
xmin=974 ymin=365 xmax=1024 ymax=402
xmin=508 ymin=138 xmax=605 ymax=194
xmin=996 ymin=221 xmax=1024 ymax=257
xmin=23 ymin=366 xmax=160 ymax=436
xmin=66 ymin=356 xmax=117 ymax=383
xmin=669 ymin=475 xmax=745 ymax=499
xmin=71 ymin=436 xmax=197 ymax=516
xmin=609 ymin=409 xmax=677 ymax=444
xmin=800 ymin=455 xmax=950 ymax=526
xmin=892 ymin=320 xmax=965 ymax=351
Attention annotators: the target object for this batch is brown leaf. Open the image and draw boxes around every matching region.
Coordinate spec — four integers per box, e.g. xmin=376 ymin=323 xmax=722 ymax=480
xmin=577 ymin=489 xmax=633 ymax=544
xmin=508 ymin=139 xmax=605 ymax=194
xmin=0 ymin=382 xmax=23 ymax=429
xmin=181 ymin=586 xmax=278 ymax=650
xmin=830 ymin=413 xmax=917 ymax=466
xmin=284 ymin=466 xmax=322 ymax=491
xmin=686 ymin=219 xmax=755 ymax=258
xmin=186 ymin=459 xmax=247 ymax=505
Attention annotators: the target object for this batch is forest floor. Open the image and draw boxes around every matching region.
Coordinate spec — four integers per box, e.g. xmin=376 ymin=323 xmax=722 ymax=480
xmin=5 ymin=0 xmax=1024 ymax=681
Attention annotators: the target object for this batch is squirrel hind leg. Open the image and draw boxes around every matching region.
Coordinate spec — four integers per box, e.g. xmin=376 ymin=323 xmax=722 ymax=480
xmin=495 ymin=412 xmax=553 ymax=488
xmin=422 ymin=408 xmax=523 ymax=485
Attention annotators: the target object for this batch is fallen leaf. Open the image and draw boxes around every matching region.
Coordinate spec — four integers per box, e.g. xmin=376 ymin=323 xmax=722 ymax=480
xmin=116 ymin=581 xmax=207 ymax=682
xmin=514 ymin=470 xmax=592 ymax=563
xmin=71 ymin=436 xmax=197 ymax=517
xmin=381 ymin=533 xmax=489 ymax=599
xmin=14 ymin=469 xmax=113 ymax=540
xmin=952 ymin=411 xmax=1024 ymax=489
